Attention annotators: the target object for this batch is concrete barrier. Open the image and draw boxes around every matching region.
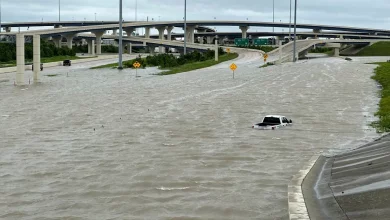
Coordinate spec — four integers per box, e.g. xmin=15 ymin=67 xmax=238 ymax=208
xmin=288 ymin=153 xmax=322 ymax=220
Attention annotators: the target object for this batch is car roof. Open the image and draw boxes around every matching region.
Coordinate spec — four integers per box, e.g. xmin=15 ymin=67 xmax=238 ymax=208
xmin=264 ymin=115 xmax=286 ymax=118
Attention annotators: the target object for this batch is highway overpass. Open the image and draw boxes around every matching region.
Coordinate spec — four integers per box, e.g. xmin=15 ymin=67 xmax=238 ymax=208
xmin=4 ymin=20 xmax=390 ymax=85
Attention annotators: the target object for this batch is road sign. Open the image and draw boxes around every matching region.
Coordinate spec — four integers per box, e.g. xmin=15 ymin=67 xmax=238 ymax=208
xmin=234 ymin=38 xmax=249 ymax=47
xmin=226 ymin=48 xmax=231 ymax=53
xmin=230 ymin=63 xmax=237 ymax=71
xmin=133 ymin=61 xmax=141 ymax=69
xmin=253 ymin=38 xmax=269 ymax=46
xmin=263 ymin=53 xmax=269 ymax=59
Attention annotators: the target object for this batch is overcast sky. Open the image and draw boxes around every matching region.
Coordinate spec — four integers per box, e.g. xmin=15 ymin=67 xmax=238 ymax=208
xmin=1 ymin=0 xmax=390 ymax=33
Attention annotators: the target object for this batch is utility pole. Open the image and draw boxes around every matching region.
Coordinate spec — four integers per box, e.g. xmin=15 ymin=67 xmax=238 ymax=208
xmin=184 ymin=0 xmax=187 ymax=55
xmin=118 ymin=0 xmax=123 ymax=69
xmin=59 ymin=0 xmax=61 ymax=22
xmin=293 ymin=0 xmax=297 ymax=62
xmin=0 ymin=0 xmax=2 ymax=33
xmin=289 ymin=0 xmax=292 ymax=40
xmin=272 ymin=0 xmax=275 ymax=32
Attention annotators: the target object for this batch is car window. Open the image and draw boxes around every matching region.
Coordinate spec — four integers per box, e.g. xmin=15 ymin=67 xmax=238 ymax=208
xmin=282 ymin=118 xmax=288 ymax=123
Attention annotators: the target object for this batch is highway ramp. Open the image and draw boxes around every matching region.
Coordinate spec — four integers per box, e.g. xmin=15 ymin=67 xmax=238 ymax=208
xmin=302 ymin=134 xmax=390 ymax=220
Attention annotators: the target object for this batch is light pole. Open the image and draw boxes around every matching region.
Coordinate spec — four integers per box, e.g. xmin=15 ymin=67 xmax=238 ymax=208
xmin=184 ymin=0 xmax=187 ymax=55
xmin=289 ymin=0 xmax=292 ymax=40
xmin=0 ymin=0 xmax=2 ymax=33
xmin=118 ymin=0 xmax=123 ymax=69
xmin=58 ymin=0 xmax=61 ymax=22
xmin=272 ymin=0 xmax=274 ymax=32
xmin=293 ymin=0 xmax=297 ymax=62
xmin=135 ymin=0 xmax=137 ymax=35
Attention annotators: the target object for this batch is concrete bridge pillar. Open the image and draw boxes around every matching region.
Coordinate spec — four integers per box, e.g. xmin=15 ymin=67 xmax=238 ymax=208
xmin=124 ymin=27 xmax=135 ymax=37
xmin=167 ymin=26 xmax=174 ymax=41
xmin=145 ymin=27 xmax=150 ymax=38
xmin=5 ymin=27 xmax=11 ymax=32
xmin=54 ymin=24 xmax=62 ymax=29
xmin=149 ymin=45 xmax=156 ymax=55
xmin=87 ymin=39 xmax=95 ymax=55
xmin=112 ymin=29 xmax=117 ymax=35
xmin=185 ymin=26 xmax=196 ymax=43
xmin=33 ymin=35 xmax=41 ymax=83
xmin=275 ymin=36 xmax=280 ymax=46
xmin=334 ymin=48 xmax=340 ymax=57
xmin=16 ymin=34 xmax=25 ymax=85
xmin=156 ymin=26 xmax=167 ymax=53
xmin=215 ymin=38 xmax=219 ymax=61
xmin=93 ymin=31 xmax=105 ymax=55
xmin=207 ymin=36 xmax=212 ymax=44
xmin=239 ymin=26 xmax=249 ymax=39
xmin=63 ymin=34 xmax=75 ymax=49
xmin=313 ymin=29 xmax=321 ymax=39
xmin=199 ymin=36 xmax=204 ymax=44
xmin=52 ymin=36 xmax=62 ymax=48
xmin=128 ymin=43 xmax=132 ymax=54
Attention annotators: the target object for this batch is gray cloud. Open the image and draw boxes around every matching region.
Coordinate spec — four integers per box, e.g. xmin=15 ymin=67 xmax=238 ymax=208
xmin=1 ymin=0 xmax=390 ymax=32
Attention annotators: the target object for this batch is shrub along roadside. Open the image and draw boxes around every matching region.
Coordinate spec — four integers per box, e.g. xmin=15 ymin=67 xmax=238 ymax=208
xmin=91 ymin=48 xmax=230 ymax=72
xmin=371 ymin=62 xmax=390 ymax=132
xmin=160 ymin=53 xmax=238 ymax=75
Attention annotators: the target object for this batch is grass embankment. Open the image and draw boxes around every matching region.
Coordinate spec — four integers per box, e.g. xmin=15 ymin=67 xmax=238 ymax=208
xmin=356 ymin=42 xmax=390 ymax=56
xmin=371 ymin=62 xmax=390 ymax=132
xmin=0 ymin=56 xmax=92 ymax=68
xmin=160 ymin=53 xmax=238 ymax=75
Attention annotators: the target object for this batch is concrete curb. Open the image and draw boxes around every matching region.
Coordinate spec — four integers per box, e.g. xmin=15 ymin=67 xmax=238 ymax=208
xmin=288 ymin=153 xmax=321 ymax=220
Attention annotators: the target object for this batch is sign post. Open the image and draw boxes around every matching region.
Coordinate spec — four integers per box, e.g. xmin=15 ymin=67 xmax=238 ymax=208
xmin=230 ymin=63 xmax=237 ymax=79
xmin=133 ymin=61 xmax=141 ymax=77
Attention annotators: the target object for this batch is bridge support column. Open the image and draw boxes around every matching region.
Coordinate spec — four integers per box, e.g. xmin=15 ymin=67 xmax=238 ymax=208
xmin=167 ymin=26 xmax=174 ymax=41
xmin=63 ymin=34 xmax=75 ymax=49
xmin=215 ymin=39 xmax=219 ymax=61
xmin=128 ymin=43 xmax=132 ymax=54
xmin=313 ymin=29 xmax=321 ymax=39
xmin=199 ymin=36 xmax=204 ymax=44
xmin=275 ymin=36 xmax=280 ymax=46
xmin=5 ymin=27 xmax=11 ymax=32
xmin=334 ymin=48 xmax=340 ymax=57
xmin=112 ymin=29 xmax=117 ymax=35
xmin=149 ymin=45 xmax=156 ymax=55
xmin=33 ymin=35 xmax=41 ymax=83
xmin=207 ymin=36 xmax=212 ymax=44
xmin=157 ymin=26 xmax=167 ymax=53
xmin=16 ymin=34 xmax=25 ymax=85
xmin=52 ymin=36 xmax=62 ymax=48
xmin=93 ymin=31 xmax=105 ymax=55
xmin=339 ymin=35 xmax=344 ymax=39
xmin=87 ymin=39 xmax=95 ymax=55
xmin=185 ymin=26 xmax=196 ymax=43
xmin=239 ymin=26 xmax=249 ymax=38
xmin=145 ymin=27 xmax=150 ymax=38
xmin=124 ymin=27 xmax=135 ymax=37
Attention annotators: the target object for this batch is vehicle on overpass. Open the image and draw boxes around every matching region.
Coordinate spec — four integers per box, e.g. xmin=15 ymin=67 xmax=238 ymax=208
xmin=252 ymin=115 xmax=293 ymax=130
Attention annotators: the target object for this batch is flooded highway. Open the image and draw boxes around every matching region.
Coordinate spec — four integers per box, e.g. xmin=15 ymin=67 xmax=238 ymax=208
xmin=0 ymin=53 xmax=381 ymax=219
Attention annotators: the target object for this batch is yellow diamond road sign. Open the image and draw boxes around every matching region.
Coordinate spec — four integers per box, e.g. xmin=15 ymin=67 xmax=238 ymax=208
xmin=263 ymin=53 xmax=269 ymax=59
xmin=133 ymin=61 xmax=141 ymax=68
xmin=230 ymin=63 xmax=237 ymax=71
xmin=226 ymin=48 xmax=231 ymax=53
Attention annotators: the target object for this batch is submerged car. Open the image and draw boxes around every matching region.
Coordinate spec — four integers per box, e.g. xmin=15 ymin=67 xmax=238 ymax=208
xmin=252 ymin=115 xmax=293 ymax=130
xmin=63 ymin=60 xmax=71 ymax=66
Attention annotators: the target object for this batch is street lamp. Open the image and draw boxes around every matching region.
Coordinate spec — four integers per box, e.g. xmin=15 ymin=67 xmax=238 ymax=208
xmin=289 ymin=0 xmax=292 ymax=40
xmin=184 ymin=0 xmax=187 ymax=55
xmin=118 ymin=0 xmax=123 ymax=69
xmin=293 ymin=0 xmax=297 ymax=62
xmin=0 ymin=0 xmax=2 ymax=33
xmin=272 ymin=0 xmax=274 ymax=32
xmin=59 ymin=0 xmax=61 ymax=22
